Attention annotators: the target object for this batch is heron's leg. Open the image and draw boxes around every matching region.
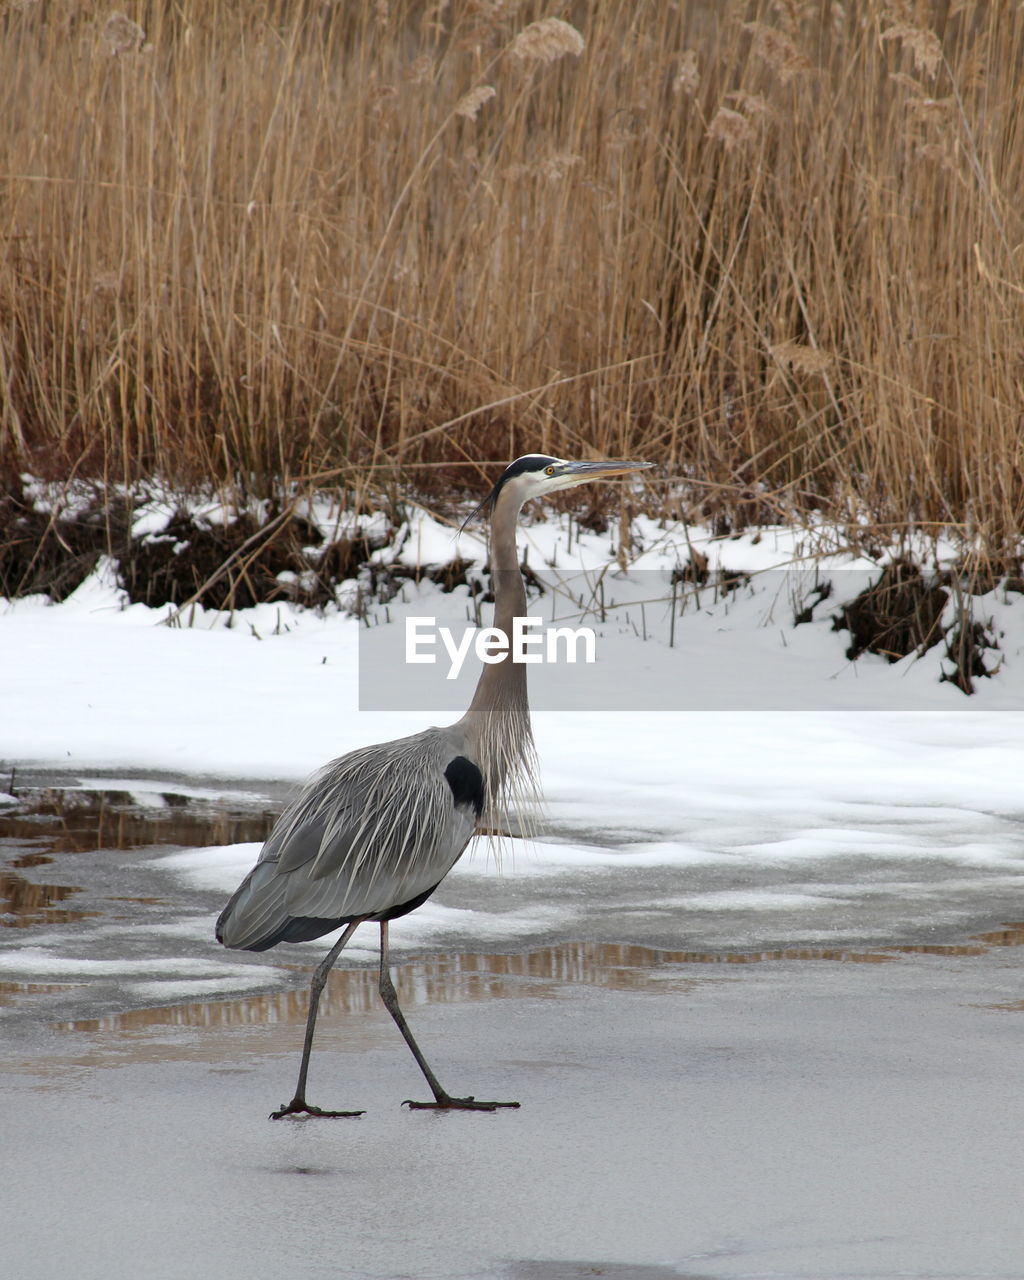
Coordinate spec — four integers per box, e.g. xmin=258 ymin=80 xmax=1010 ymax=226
xmin=376 ymin=921 xmax=519 ymax=1113
xmin=270 ymin=919 xmax=365 ymax=1120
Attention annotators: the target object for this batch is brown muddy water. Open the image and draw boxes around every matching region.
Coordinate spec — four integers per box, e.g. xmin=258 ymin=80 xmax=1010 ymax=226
xmin=0 ymin=775 xmax=275 ymax=928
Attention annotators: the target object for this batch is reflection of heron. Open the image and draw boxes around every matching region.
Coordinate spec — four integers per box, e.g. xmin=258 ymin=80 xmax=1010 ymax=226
xmin=217 ymin=454 xmax=653 ymax=1117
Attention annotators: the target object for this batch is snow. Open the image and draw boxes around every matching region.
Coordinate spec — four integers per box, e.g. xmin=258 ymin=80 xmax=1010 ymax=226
xmin=2 ymin=508 xmax=1022 ymax=800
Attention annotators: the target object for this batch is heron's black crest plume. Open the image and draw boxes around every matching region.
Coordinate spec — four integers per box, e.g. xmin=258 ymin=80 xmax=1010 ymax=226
xmin=459 ymin=455 xmax=562 ymax=533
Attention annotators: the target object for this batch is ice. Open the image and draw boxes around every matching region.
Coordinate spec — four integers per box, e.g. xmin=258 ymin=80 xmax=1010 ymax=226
xmin=0 ymin=946 xmax=275 ymax=981
xmin=158 ymin=842 xmax=263 ymax=890
xmin=4 ymin=948 xmax=1024 ymax=1280
xmin=667 ymin=889 xmax=852 ymax=911
xmin=76 ymin=778 xmax=274 ymax=805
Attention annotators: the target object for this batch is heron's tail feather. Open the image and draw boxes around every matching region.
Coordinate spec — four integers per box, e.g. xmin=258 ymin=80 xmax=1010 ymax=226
xmin=215 ymin=863 xmax=343 ymax=951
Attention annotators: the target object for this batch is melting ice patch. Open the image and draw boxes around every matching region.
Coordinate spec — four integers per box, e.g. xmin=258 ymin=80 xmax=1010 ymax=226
xmin=158 ymin=842 xmax=263 ymax=891
xmin=0 ymin=946 xmax=282 ymax=1003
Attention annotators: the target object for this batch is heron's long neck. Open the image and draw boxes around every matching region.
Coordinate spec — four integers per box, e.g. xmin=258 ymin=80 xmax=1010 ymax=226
xmin=460 ymin=490 xmax=536 ymax=821
xmin=467 ymin=490 xmax=528 ymax=713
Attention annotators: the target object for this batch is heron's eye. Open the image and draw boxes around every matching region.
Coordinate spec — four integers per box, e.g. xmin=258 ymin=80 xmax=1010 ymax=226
xmin=544 ymin=465 xmax=556 ymax=476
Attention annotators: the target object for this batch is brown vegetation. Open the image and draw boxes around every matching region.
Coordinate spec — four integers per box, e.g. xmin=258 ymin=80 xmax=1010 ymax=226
xmin=1 ymin=1 xmax=1023 ymax=558
xmin=834 ymin=559 xmax=948 ymax=662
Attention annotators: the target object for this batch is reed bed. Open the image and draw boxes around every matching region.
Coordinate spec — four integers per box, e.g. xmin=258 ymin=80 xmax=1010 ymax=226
xmin=1 ymin=0 xmax=1023 ymax=559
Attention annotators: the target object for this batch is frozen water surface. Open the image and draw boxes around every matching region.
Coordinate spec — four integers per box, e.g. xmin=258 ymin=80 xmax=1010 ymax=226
xmin=2 ymin=550 xmax=1024 ymax=1278
xmin=2 ymin=766 xmax=1023 ymax=1280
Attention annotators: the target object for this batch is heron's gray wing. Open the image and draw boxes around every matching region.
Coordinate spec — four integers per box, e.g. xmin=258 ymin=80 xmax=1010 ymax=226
xmin=217 ymin=728 xmax=480 ymax=950
xmin=286 ymin=745 xmax=475 ymax=916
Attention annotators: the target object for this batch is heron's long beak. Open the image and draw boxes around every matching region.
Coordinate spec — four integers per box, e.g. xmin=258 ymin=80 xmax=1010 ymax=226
xmin=557 ymin=459 xmax=655 ymax=486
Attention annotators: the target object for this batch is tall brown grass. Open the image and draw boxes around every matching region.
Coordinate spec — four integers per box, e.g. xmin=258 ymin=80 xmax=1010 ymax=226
xmin=1 ymin=0 xmax=1023 ymax=556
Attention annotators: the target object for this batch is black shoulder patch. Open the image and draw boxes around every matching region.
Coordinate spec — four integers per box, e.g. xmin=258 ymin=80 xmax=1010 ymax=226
xmin=444 ymin=756 xmax=485 ymax=819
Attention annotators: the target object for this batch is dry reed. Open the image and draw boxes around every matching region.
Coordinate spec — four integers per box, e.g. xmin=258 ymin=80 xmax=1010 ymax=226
xmin=1 ymin=0 xmax=1023 ymax=562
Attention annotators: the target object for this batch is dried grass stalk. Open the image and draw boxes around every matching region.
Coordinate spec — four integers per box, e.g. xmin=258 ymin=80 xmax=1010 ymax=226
xmin=2 ymin=0 xmax=1024 ymax=565
xmin=744 ymin=22 xmax=812 ymax=82
xmin=771 ymin=341 xmax=833 ymax=377
xmin=508 ymin=17 xmax=585 ymax=65
xmin=882 ymin=23 xmax=943 ymax=77
xmin=537 ymin=151 xmax=582 ymax=182
xmin=708 ymin=106 xmax=754 ymax=147
xmin=102 ymin=12 xmax=146 ymax=54
xmin=673 ymin=50 xmax=700 ymax=96
xmin=726 ymin=90 xmax=772 ymax=119
xmin=455 ymin=85 xmax=496 ymax=120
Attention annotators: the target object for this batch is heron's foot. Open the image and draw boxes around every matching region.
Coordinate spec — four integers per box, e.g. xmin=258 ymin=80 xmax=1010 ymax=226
xmin=269 ymin=1098 xmax=365 ymax=1120
xmin=403 ymin=1093 xmax=520 ymax=1112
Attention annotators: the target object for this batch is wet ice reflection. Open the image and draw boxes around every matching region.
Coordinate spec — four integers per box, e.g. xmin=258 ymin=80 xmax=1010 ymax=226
xmin=55 ymin=921 xmax=1024 ymax=1040
xmin=60 ymin=941 xmax=709 ymax=1037
xmin=0 ymin=784 xmax=276 ymax=855
xmin=3 ymin=772 xmax=1024 ymax=1038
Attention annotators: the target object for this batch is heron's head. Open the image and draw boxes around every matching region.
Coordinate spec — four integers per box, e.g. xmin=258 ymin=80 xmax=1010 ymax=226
xmin=471 ymin=454 xmax=654 ymax=522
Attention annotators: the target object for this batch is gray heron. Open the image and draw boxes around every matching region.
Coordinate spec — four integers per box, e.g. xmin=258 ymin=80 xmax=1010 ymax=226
xmin=216 ymin=454 xmax=653 ymax=1116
